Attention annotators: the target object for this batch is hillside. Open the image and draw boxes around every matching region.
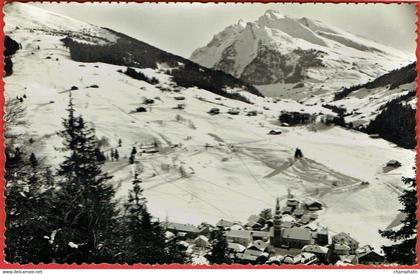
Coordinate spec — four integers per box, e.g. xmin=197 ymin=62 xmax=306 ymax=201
xmin=191 ymin=10 xmax=414 ymax=100
xmin=4 ymin=2 xmax=416 ymax=251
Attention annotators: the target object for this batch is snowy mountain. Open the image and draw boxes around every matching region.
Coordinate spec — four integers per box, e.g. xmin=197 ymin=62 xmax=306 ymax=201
xmin=4 ymin=3 xmax=415 ymax=250
xmin=191 ymin=10 xmax=414 ymax=100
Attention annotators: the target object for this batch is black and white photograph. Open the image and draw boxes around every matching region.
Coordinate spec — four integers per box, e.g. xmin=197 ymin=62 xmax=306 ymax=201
xmin=3 ymin=2 xmax=417 ymax=266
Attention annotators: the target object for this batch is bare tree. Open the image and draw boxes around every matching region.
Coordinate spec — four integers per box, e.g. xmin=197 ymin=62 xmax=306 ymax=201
xmin=4 ymin=98 xmax=27 ymax=138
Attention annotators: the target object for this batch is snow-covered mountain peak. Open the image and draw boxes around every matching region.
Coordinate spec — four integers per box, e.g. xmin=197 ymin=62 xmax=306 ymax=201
xmin=191 ymin=11 xmax=414 ymax=100
xmin=237 ymin=19 xmax=247 ymax=28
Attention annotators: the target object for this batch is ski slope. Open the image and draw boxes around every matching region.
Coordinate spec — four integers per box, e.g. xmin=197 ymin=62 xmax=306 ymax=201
xmin=4 ymin=3 xmax=416 ymax=250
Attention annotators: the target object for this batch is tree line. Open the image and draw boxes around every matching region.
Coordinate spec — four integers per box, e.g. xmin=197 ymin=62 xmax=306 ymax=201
xmin=5 ymin=94 xmax=190 ymax=264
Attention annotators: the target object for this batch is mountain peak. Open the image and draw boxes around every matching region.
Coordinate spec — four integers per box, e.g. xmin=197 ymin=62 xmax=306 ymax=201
xmin=237 ymin=19 xmax=246 ymax=28
xmin=263 ymin=9 xmax=288 ymax=20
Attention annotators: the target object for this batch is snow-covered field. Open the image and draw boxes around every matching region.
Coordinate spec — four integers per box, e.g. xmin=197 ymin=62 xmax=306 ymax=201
xmin=4 ymin=3 xmax=416 ymax=250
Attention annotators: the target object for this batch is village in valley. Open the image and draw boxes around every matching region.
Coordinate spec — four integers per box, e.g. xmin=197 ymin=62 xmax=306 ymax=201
xmin=164 ymin=192 xmax=385 ymax=265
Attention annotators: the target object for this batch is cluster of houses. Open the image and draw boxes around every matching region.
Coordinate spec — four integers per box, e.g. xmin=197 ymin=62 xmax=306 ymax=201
xmin=162 ymin=196 xmax=385 ymax=265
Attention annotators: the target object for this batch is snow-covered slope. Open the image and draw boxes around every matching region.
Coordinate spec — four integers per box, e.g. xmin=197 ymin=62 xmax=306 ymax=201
xmin=191 ymin=10 xmax=414 ymax=100
xmin=325 ymin=63 xmax=417 ymax=127
xmin=4 ymin=3 xmax=415 ymax=250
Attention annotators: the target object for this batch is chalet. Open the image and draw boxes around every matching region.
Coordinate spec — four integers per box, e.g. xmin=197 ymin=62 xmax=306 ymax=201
xmin=165 ymin=222 xmax=200 ymax=239
xmin=175 ymin=103 xmax=185 ymax=110
xmin=209 ymin=108 xmax=220 ymax=115
xmin=302 ymin=198 xmax=323 ymax=211
xmin=386 ymin=160 xmax=402 ymax=168
xmin=356 ymin=245 xmax=385 ymax=265
xmin=144 ymin=98 xmax=154 ymax=104
xmin=228 ymin=109 xmax=240 ymax=115
xmin=225 ymin=230 xmax=252 ymax=247
xmin=245 ymin=240 xmax=268 ymax=257
xmin=302 ymin=244 xmax=329 ymax=262
xmin=332 ymin=232 xmax=359 ymax=253
xmin=281 ymin=227 xmax=313 ymax=249
xmin=193 ymin=235 xmax=210 ymax=249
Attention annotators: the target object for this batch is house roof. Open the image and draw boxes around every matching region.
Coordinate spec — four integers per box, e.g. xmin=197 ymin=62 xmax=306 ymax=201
xmin=333 ymin=232 xmax=359 ymax=245
xmin=230 ymin=224 xmax=244 ymax=231
xmin=302 ymin=197 xmax=322 ymax=207
xmin=247 ymin=240 xmax=268 ymax=252
xmin=251 ymin=231 xmax=270 ymax=238
xmin=302 ymin=245 xmax=329 ymax=254
xmin=194 ymin=235 xmax=209 ymax=243
xmin=356 ymin=245 xmax=384 ymax=259
xmin=216 ymin=219 xmax=235 ymax=228
xmin=282 ymin=228 xmax=312 ymax=241
xmin=225 ymin=230 xmax=251 ymax=239
xmin=267 ymin=255 xmax=284 ymax=263
xmin=228 ymin=243 xmax=246 ymax=253
xmin=304 ymin=223 xmax=318 ymax=232
xmin=166 ymin=222 xmax=199 ymax=233
xmin=282 ymin=215 xmax=296 ymax=223
xmin=334 ymin=243 xmax=351 ymax=251
xmin=300 ymin=214 xmax=311 ymax=224
xmin=235 ymin=253 xmax=258 ymax=262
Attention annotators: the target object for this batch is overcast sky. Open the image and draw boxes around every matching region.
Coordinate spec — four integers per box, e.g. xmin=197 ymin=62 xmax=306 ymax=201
xmin=33 ymin=2 xmax=416 ymax=58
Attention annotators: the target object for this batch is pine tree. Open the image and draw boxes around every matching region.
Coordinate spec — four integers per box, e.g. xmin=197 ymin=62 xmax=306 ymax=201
xmin=122 ymin=173 xmax=167 ymax=264
xmin=29 ymin=152 xmax=38 ymax=169
xmin=118 ymin=139 xmax=122 ymax=147
xmin=114 ymin=149 xmax=119 ymax=161
xmin=129 ymin=146 xmax=137 ymax=164
xmin=379 ymin=172 xmax=417 ymax=265
xmin=52 ymin=94 xmax=118 ymax=263
xmin=207 ymin=228 xmax=230 ymax=264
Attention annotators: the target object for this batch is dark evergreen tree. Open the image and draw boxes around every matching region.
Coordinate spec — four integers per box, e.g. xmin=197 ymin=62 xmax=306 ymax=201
xmin=52 ymin=94 xmax=119 ymax=263
xmin=129 ymin=146 xmax=137 ymax=164
xmin=114 ymin=149 xmax=119 ymax=161
xmin=207 ymin=228 xmax=231 ymax=264
xmin=29 ymin=152 xmax=38 ymax=169
xmin=122 ymin=173 xmax=167 ymax=264
xmin=118 ymin=138 xmax=122 ymax=147
xmin=379 ymin=172 xmax=417 ymax=265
